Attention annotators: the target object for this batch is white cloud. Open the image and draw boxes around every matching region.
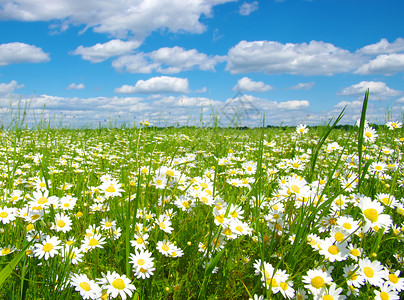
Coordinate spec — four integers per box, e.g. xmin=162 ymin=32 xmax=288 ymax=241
xmin=0 ymin=0 xmax=234 ymax=39
xmin=112 ymin=54 xmax=159 ymax=74
xmin=355 ymin=53 xmax=404 ymax=75
xmin=226 ymin=40 xmax=364 ymax=75
xmin=233 ymin=77 xmax=273 ymax=92
xmin=286 ymin=82 xmax=315 ymax=90
xmin=66 ymin=83 xmax=85 ymax=90
xmin=358 ymin=38 xmax=404 ymax=55
xmin=114 ymin=76 xmax=190 ymax=94
xmin=112 ymin=47 xmax=223 ymax=74
xmin=339 ymin=81 xmax=402 ymax=100
xmin=0 ymin=80 xmax=24 ymax=95
xmin=239 ymin=1 xmax=258 ymax=16
xmin=0 ymin=42 xmax=49 ymax=66
xmin=396 ymin=97 xmax=404 ymax=104
xmin=194 ymin=87 xmax=207 ymax=93
xmin=334 ymin=100 xmax=363 ymax=110
xmin=277 ymin=100 xmax=309 ymax=110
xmin=149 ymin=46 xmax=223 ymax=73
xmin=72 ymin=39 xmax=141 ymax=63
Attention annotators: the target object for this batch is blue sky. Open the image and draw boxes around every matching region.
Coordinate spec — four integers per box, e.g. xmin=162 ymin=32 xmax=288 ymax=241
xmin=1 ymin=0 xmax=404 ymax=127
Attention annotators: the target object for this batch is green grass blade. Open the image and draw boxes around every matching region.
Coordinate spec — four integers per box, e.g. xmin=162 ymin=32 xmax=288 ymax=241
xmin=357 ymin=89 xmax=369 ymax=191
xmin=0 ymin=242 xmax=32 ymax=287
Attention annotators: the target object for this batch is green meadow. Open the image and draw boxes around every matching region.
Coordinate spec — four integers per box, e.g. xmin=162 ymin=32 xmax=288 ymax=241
xmin=0 ymin=96 xmax=403 ymax=300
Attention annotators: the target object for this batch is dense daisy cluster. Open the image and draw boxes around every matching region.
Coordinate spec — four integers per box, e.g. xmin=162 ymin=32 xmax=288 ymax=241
xmin=0 ymin=120 xmax=403 ymax=299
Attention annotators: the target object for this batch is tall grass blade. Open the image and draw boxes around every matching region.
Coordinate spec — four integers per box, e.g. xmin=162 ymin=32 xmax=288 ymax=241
xmin=357 ymin=89 xmax=369 ymax=191
xmin=0 ymin=241 xmax=33 ymax=287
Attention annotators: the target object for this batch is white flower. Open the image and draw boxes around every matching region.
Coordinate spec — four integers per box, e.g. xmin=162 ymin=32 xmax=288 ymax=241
xmin=296 ymin=124 xmax=309 ymax=135
xmin=33 ymin=235 xmax=62 ymax=260
xmin=358 ymin=258 xmax=387 ymax=287
xmin=70 ymin=273 xmax=102 ymax=300
xmin=0 ymin=206 xmax=18 ymax=224
xmin=53 ymin=212 xmax=72 ymax=233
xmin=98 ymin=271 xmax=136 ymax=300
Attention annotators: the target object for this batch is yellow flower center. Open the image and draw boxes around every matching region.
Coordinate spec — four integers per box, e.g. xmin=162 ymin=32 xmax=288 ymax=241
xmin=311 ymin=276 xmax=324 ymax=289
xmin=334 ymin=232 xmax=343 ymax=242
xmin=364 ymin=266 xmax=374 ymax=278
xmin=43 ymin=243 xmax=53 ymax=252
xmin=335 ymin=199 xmax=343 ymax=206
xmin=166 ymin=170 xmax=174 ymax=177
xmin=38 ymin=197 xmax=48 ymax=204
xmin=104 ymin=222 xmax=112 ymax=227
xmin=290 ymin=184 xmax=300 ymax=194
xmin=31 ymin=214 xmax=40 ymax=220
xmin=323 ymin=295 xmax=334 ymax=300
xmin=161 ymin=244 xmax=169 ymax=251
xmin=380 ymin=292 xmax=389 ymax=300
xmin=1 ymin=248 xmax=11 ymax=255
xmin=343 ymin=223 xmax=352 ymax=230
xmin=328 ymin=245 xmax=339 ymax=255
xmin=215 ymin=215 xmax=224 ymax=224
xmin=64 ymin=203 xmax=70 ymax=208
xmin=350 ymin=249 xmax=360 ymax=257
xmin=106 ymin=184 xmax=115 ymax=193
xmin=39 ymin=182 xmax=46 ymax=188
xmin=159 ymin=222 xmax=166 ymax=229
xmin=381 ymin=197 xmax=391 ymax=205
xmin=136 ymin=237 xmax=144 ymax=244
xmin=80 ymin=282 xmax=91 ymax=291
xmin=280 ymin=282 xmax=288 ymax=290
xmin=365 ymin=132 xmax=372 ymax=138
xmin=235 ymin=226 xmax=243 ymax=232
xmin=388 ymin=273 xmax=399 ymax=284
xmin=112 ymin=278 xmax=125 ymax=290
xmin=88 ymin=238 xmax=99 ymax=246
xmin=201 ymin=197 xmax=208 ymax=203
xmin=223 ymin=228 xmax=232 ymax=236
xmin=0 ymin=212 xmax=8 ymax=218
xmin=364 ymin=208 xmax=378 ymax=222
xmin=265 ymin=277 xmax=278 ymax=288
xmin=56 ymin=220 xmax=65 ymax=228
xmin=137 ymin=259 xmax=145 ymax=265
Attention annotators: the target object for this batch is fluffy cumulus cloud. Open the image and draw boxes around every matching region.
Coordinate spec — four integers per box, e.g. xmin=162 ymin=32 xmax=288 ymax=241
xmin=0 ymin=42 xmax=49 ymax=66
xmin=338 ymin=81 xmax=402 ymax=100
xmin=66 ymin=83 xmax=85 ymax=90
xmin=226 ymin=40 xmax=364 ymax=75
xmin=0 ymin=80 xmax=24 ymax=95
xmin=112 ymin=53 xmax=159 ymax=74
xmin=286 ymin=82 xmax=315 ymax=90
xmin=233 ymin=77 xmax=273 ymax=92
xmin=0 ymin=0 xmax=234 ymax=39
xmin=358 ymin=38 xmax=404 ymax=55
xmin=355 ymin=54 xmax=404 ymax=75
xmin=112 ymin=47 xmax=223 ymax=74
xmin=149 ymin=46 xmax=224 ymax=73
xmin=239 ymin=1 xmax=258 ymax=16
xmin=114 ymin=76 xmax=190 ymax=94
xmin=72 ymin=39 xmax=141 ymax=63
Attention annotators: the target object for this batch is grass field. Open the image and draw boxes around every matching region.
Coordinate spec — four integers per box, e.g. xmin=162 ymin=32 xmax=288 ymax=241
xmin=0 ymin=97 xmax=403 ymax=299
